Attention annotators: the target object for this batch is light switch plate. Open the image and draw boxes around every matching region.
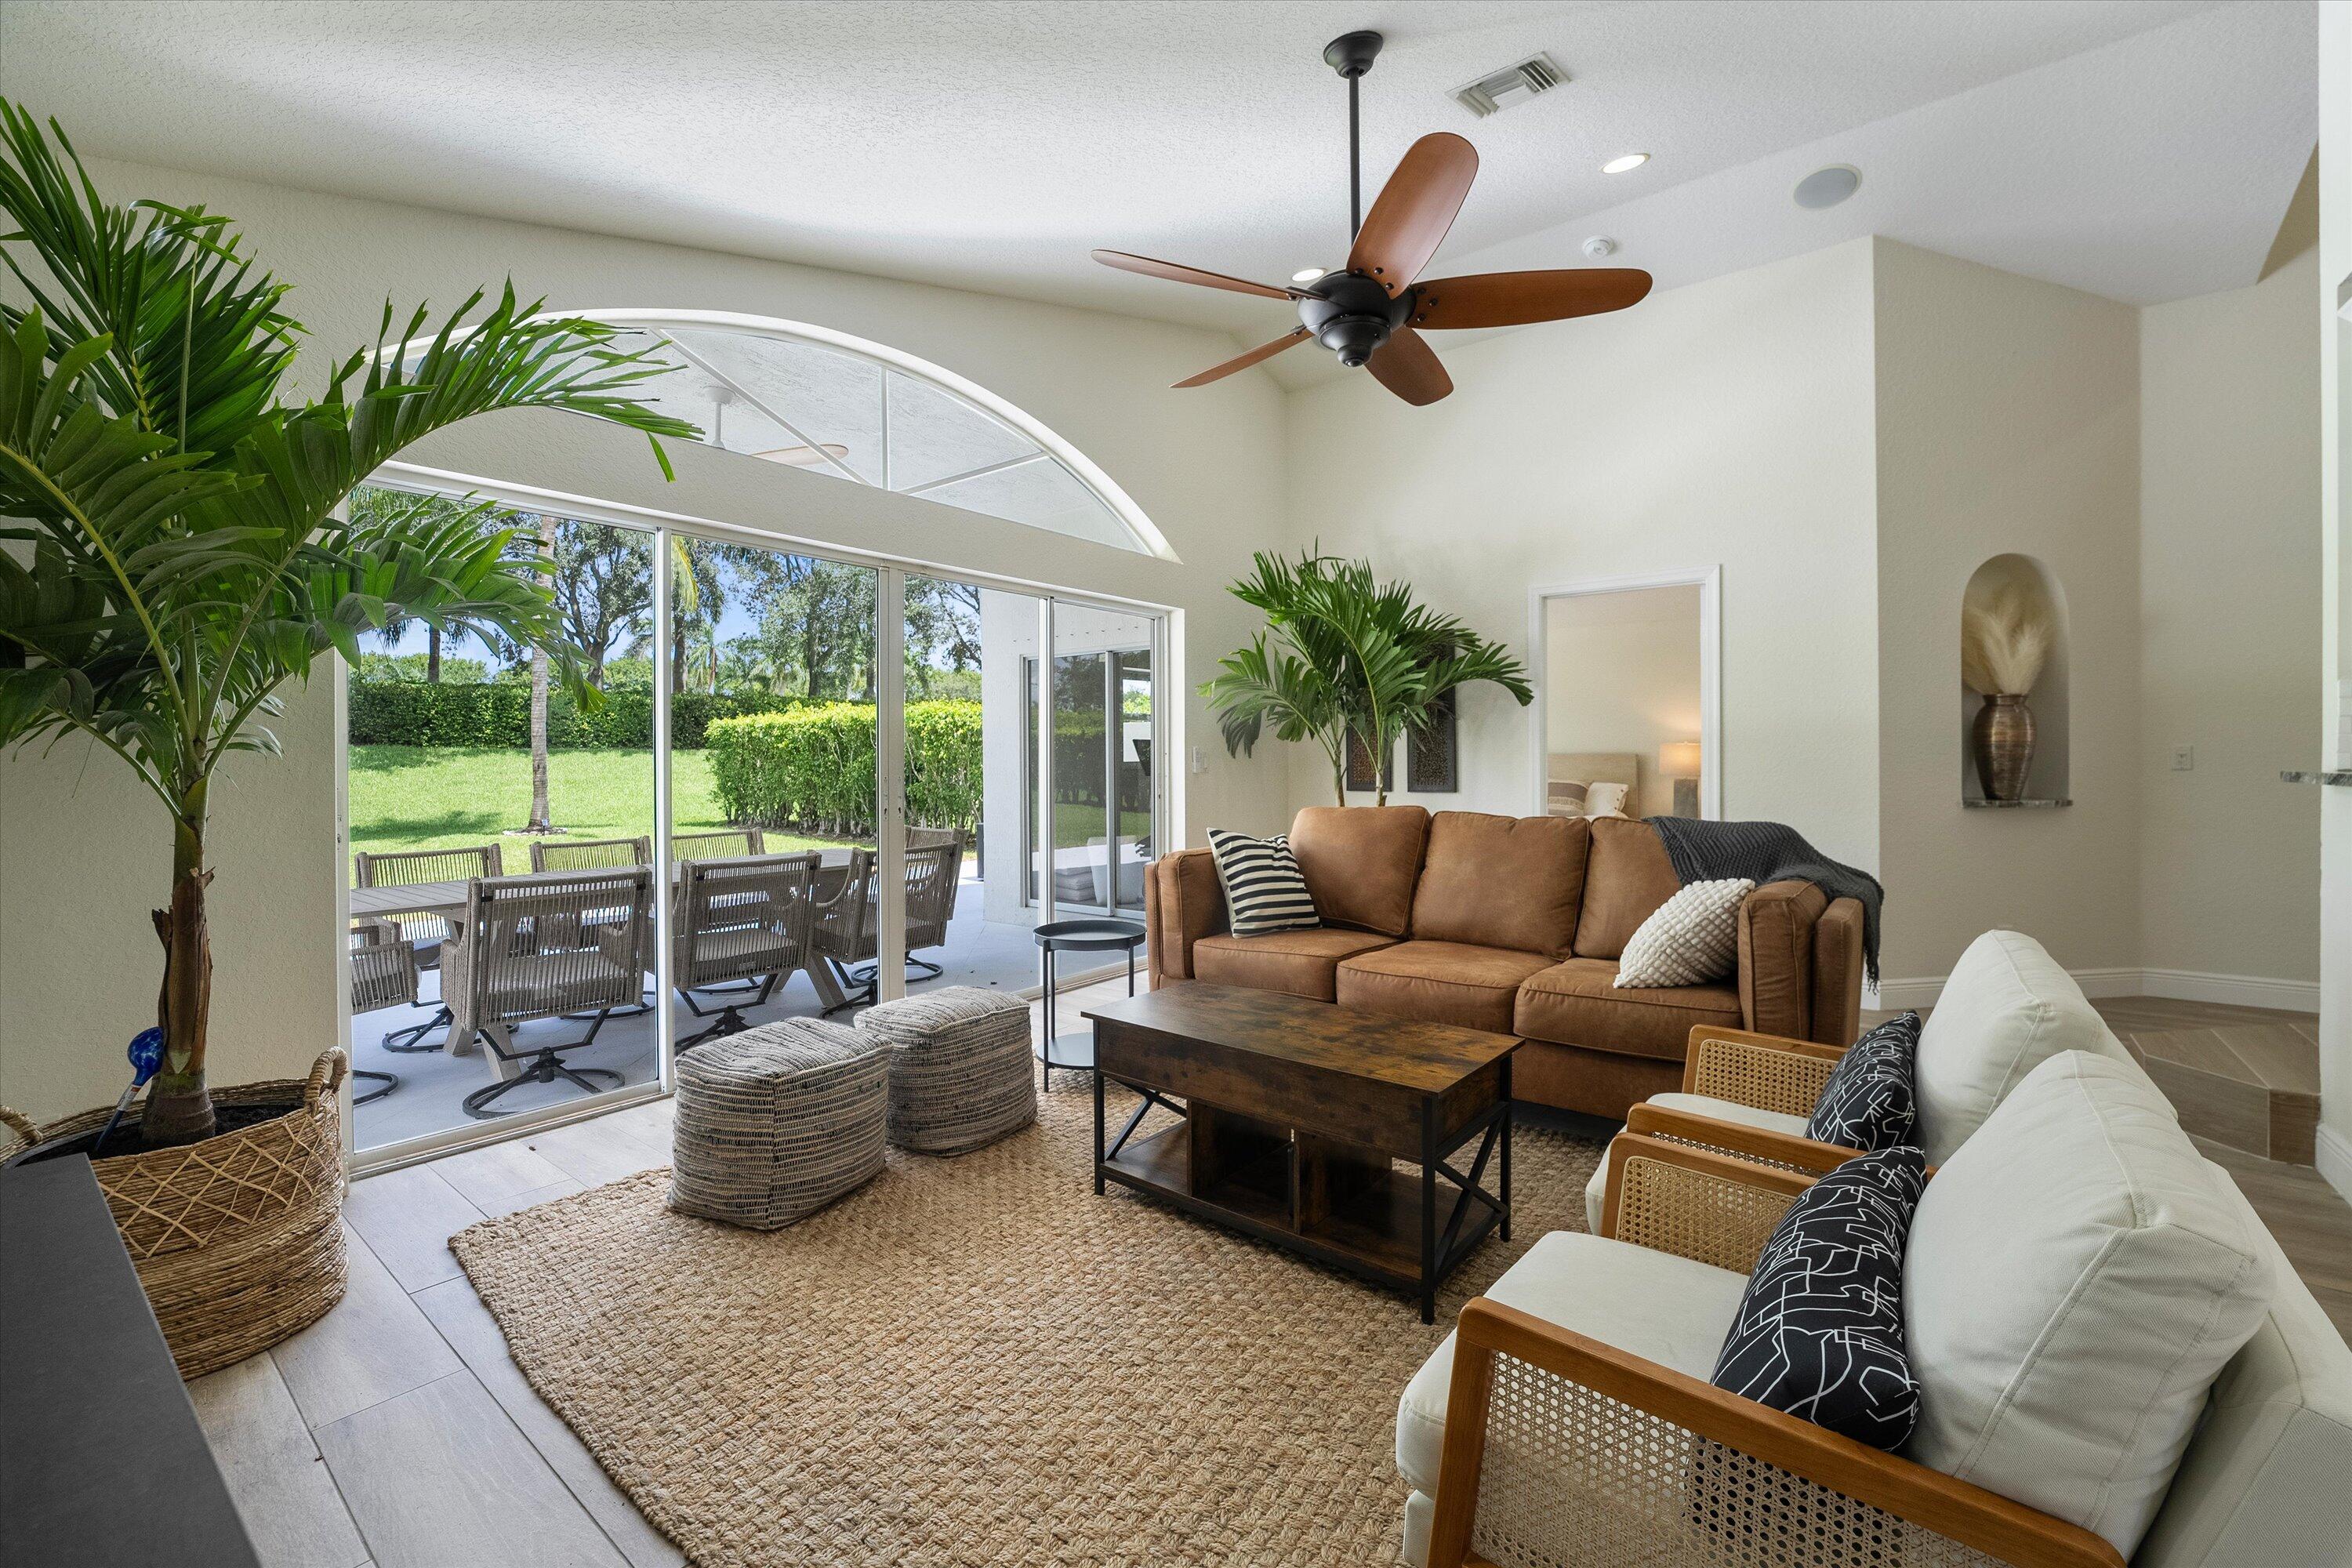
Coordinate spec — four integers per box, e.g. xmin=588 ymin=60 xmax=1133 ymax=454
xmin=1189 ymin=746 xmax=1207 ymax=775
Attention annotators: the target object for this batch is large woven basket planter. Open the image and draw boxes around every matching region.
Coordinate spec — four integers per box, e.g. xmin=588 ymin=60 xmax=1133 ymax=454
xmin=0 ymin=1050 xmax=350 ymax=1379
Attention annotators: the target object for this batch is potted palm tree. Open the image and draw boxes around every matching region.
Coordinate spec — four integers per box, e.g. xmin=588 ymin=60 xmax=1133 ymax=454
xmin=0 ymin=105 xmax=693 ymax=1374
xmin=1203 ymin=550 xmax=1531 ymax=804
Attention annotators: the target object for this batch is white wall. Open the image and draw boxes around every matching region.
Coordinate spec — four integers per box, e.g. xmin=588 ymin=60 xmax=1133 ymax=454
xmin=2316 ymin=0 xmax=2352 ymax=1203
xmin=1283 ymin=238 xmax=1883 ymax=873
xmin=1543 ymin=585 xmax=1703 ymax=818
xmin=1871 ymin=239 xmax=2144 ymax=985
xmin=2139 ymin=246 xmax=2323 ymax=989
xmin=0 ymin=154 xmax=1294 ymax=1122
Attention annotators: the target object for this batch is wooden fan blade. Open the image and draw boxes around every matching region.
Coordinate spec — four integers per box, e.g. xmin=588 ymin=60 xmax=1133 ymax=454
xmin=1091 ymin=249 xmax=1297 ymax=300
xmin=1347 ymin=132 xmax=1479 ymax=295
xmin=1409 ymin=268 xmax=1653 ymax=330
xmin=1366 ymin=328 xmax=1452 ymax=406
xmin=1174 ymin=327 xmax=1312 ymax=388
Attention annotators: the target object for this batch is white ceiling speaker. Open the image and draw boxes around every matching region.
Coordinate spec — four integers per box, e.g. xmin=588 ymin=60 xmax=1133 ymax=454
xmin=1793 ymin=165 xmax=1862 ymax=209
xmin=1583 ymin=236 xmax=1618 ymax=259
xmin=1451 ymin=54 xmax=1566 ymax=118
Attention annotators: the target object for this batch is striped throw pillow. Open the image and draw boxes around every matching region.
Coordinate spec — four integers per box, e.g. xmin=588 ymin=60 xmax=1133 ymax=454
xmin=1206 ymin=829 xmax=1321 ymax=938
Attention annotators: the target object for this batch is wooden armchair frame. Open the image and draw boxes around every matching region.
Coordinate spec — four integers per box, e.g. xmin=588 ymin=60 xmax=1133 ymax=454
xmin=1428 ymin=1136 xmax=2125 ymax=1568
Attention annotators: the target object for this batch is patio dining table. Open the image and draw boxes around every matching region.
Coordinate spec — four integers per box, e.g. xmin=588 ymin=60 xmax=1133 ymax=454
xmin=350 ymin=849 xmax=864 ymax=1069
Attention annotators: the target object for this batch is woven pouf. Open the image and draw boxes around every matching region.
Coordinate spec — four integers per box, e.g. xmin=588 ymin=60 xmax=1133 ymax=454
xmin=856 ymin=987 xmax=1038 ymax=1155
xmin=669 ymin=1018 xmax=888 ymax=1230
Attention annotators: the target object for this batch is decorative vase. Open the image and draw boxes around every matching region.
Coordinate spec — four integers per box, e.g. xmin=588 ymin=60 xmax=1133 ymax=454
xmin=0 ymin=1051 xmax=350 ymax=1378
xmin=1972 ymin=693 xmax=2036 ymax=802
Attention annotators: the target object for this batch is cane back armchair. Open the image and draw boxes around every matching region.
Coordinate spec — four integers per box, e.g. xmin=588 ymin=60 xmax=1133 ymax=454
xmin=1423 ymin=1135 xmax=2128 ymax=1568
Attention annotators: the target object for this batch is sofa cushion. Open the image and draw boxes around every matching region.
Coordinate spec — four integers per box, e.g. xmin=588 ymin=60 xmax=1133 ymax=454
xmin=1915 ymin=928 xmax=2144 ymax=1166
xmin=1584 ymin=1093 xmax=1813 ymax=1232
xmin=1191 ymin=928 xmax=1399 ymax=1003
xmin=1206 ymin=829 xmax=1319 ymax=937
xmin=1408 ymin=811 xmax=1589 ymax=958
xmin=1290 ymin=804 xmax=1428 ymax=936
xmin=1515 ymin=957 xmax=1743 ymax=1062
xmin=1904 ymin=1052 xmax=2274 ymax=1559
xmin=1396 ymin=1229 xmax=1749 ymax=1494
xmin=1573 ymin=817 xmax=1683 ymax=959
xmin=1615 ymin=877 xmax=1754 ymax=987
xmin=1336 ymin=941 xmax=1555 ymax=1034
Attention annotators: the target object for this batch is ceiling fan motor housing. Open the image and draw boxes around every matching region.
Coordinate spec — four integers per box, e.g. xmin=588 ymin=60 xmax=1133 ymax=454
xmin=1298 ymin=271 xmax=1411 ymax=366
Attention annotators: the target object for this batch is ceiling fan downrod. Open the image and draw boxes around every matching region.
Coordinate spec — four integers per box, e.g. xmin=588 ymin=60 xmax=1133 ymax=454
xmin=1323 ymin=30 xmax=1383 ymax=240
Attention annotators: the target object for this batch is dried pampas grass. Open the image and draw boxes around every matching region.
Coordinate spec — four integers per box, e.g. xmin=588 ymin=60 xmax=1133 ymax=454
xmin=1962 ymin=561 xmax=2056 ymax=695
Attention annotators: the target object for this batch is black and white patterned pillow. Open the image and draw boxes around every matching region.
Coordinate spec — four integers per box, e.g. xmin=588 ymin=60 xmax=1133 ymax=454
xmin=1711 ymin=1145 xmax=1927 ymax=1450
xmin=1806 ymin=1012 xmax=1921 ymax=1151
xmin=1206 ymin=829 xmax=1320 ymax=938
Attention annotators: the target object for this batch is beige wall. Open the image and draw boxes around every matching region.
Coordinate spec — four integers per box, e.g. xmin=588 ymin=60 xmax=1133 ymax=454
xmin=0 ymin=154 xmax=1295 ymax=1123
xmin=2318 ymin=0 xmax=2351 ymax=1202
xmin=1871 ymin=239 xmax=2143 ymax=985
xmin=1544 ymin=585 xmax=1704 ymax=818
xmin=1283 ymin=238 xmax=1883 ymax=872
xmin=2139 ymin=246 xmax=2323 ymax=985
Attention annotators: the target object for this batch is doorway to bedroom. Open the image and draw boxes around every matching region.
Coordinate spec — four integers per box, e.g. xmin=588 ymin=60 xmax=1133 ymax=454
xmin=1530 ymin=571 xmax=1719 ymax=824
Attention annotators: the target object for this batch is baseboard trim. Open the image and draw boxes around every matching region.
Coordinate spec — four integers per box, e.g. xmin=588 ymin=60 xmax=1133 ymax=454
xmin=1871 ymin=966 xmax=2320 ymax=1014
xmin=2318 ymin=1124 xmax=2352 ymax=1207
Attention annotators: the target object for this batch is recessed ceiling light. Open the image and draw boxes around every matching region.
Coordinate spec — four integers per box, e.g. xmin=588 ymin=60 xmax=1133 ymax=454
xmin=1291 ymin=267 xmax=1326 ymax=284
xmin=1792 ymin=165 xmax=1861 ymax=209
xmin=1601 ymin=153 xmax=1649 ymax=174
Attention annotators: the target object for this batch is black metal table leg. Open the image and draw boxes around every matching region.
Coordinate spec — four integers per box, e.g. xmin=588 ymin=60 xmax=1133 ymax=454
xmin=1092 ymin=1063 xmax=1105 ymax=1195
xmin=1420 ymin=1101 xmax=1438 ymax=1324
xmin=1501 ymin=1054 xmax=1513 ymax=1242
xmin=1040 ymin=947 xmax=1056 ymax=1092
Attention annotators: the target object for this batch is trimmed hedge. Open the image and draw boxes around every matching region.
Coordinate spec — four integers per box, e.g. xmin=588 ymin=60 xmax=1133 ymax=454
xmin=707 ymin=700 xmax=982 ymax=837
xmin=347 ymin=680 xmax=797 ymax=750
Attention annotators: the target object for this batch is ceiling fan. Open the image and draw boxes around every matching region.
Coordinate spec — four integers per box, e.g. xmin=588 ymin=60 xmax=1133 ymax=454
xmin=1092 ymin=30 xmax=1653 ymax=405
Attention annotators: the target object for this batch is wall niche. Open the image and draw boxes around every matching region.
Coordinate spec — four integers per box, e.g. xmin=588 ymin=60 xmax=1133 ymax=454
xmin=1959 ymin=554 xmax=2071 ymax=806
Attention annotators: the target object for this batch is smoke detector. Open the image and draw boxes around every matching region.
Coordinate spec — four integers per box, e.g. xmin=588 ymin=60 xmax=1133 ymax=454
xmin=1452 ymin=54 xmax=1566 ymax=118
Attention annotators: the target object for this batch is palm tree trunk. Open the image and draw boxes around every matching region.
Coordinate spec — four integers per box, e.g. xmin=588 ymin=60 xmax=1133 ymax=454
xmin=141 ymin=797 xmax=216 ymax=1146
xmin=526 ymin=516 xmax=554 ymax=832
xmin=426 ymin=625 xmax=442 ymax=684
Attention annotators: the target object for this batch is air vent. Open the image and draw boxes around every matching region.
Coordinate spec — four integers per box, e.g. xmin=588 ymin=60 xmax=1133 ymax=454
xmin=1451 ymin=54 xmax=1566 ymax=118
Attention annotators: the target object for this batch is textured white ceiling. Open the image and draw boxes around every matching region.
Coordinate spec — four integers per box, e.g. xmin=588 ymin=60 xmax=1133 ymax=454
xmin=0 ymin=0 xmax=2315 ymax=388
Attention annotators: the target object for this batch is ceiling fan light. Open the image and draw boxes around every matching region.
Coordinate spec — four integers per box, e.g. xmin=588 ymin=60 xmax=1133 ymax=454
xmin=1291 ymin=267 xmax=1326 ymax=284
xmin=1601 ymin=153 xmax=1649 ymax=174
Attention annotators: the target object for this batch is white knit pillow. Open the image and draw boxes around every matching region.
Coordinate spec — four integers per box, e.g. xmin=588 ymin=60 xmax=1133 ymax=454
xmin=1614 ymin=878 xmax=1754 ymax=988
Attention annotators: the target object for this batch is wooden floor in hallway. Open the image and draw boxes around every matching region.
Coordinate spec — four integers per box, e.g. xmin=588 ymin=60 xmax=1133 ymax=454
xmin=191 ymin=988 xmax=2350 ymax=1567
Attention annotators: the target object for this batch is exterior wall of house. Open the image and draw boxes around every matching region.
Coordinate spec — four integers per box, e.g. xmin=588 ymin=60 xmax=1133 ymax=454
xmin=0 ymin=154 xmax=1294 ymax=1123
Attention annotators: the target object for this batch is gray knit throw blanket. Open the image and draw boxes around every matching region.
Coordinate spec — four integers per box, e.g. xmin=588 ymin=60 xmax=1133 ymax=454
xmin=1646 ymin=817 xmax=1884 ymax=985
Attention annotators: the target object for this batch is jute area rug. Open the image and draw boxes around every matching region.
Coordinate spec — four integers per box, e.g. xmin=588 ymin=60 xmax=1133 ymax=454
xmin=452 ymin=1077 xmax=1606 ymax=1568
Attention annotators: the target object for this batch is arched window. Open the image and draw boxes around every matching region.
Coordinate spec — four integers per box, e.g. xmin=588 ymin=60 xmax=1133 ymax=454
xmin=571 ymin=311 xmax=1174 ymax=561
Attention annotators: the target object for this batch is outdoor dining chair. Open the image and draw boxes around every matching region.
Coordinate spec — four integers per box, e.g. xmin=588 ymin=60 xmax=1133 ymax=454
xmin=673 ymin=828 xmax=766 ymax=860
xmin=673 ymin=851 xmax=821 ymax=1047
xmin=528 ymin=835 xmax=656 ymax=1009
xmin=344 ymin=923 xmax=415 ymax=1106
xmin=441 ymin=868 xmax=655 ymax=1119
xmin=808 ymin=833 xmax=964 ymax=1012
xmin=354 ymin=844 xmax=499 ymax=1052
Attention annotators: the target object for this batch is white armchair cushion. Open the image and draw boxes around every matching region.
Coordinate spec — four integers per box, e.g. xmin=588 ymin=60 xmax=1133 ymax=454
xmin=1904 ymin=1051 xmax=2274 ymax=1559
xmin=1914 ymin=929 xmax=2141 ymax=1165
xmin=1395 ymin=1230 xmax=1748 ymax=1496
xmin=1581 ymin=1093 xmax=1812 ymax=1232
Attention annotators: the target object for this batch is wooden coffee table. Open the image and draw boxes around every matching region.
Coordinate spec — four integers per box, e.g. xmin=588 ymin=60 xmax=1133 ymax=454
xmin=1082 ymin=981 xmax=1518 ymax=1322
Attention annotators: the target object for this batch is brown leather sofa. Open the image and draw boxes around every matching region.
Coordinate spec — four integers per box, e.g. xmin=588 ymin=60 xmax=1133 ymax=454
xmin=1143 ymin=805 xmax=1865 ymax=1120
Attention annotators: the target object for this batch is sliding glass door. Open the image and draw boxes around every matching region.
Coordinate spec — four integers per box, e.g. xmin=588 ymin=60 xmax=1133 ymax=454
xmin=344 ymin=487 xmax=1165 ymax=1167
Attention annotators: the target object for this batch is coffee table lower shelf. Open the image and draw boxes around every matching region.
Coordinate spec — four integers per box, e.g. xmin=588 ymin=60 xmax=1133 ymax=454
xmin=1095 ymin=1109 xmax=1507 ymax=1321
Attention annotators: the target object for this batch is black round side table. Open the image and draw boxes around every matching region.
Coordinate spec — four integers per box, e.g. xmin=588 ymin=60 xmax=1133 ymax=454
xmin=1033 ymin=917 xmax=1147 ymax=1089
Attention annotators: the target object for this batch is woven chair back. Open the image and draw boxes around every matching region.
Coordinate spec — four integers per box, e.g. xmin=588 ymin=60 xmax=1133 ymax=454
xmin=459 ymin=869 xmax=652 ymax=1030
xmin=531 ymin=835 xmax=652 ymax=873
xmin=675 ymin=829 xmax=766 ymax=862
xmin=675 ymin=852 xmax=820 ymax=991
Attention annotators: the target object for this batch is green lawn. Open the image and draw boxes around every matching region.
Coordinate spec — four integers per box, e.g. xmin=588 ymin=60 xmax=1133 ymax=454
xmin=348 ymin=746 xmax=854 ymax=877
